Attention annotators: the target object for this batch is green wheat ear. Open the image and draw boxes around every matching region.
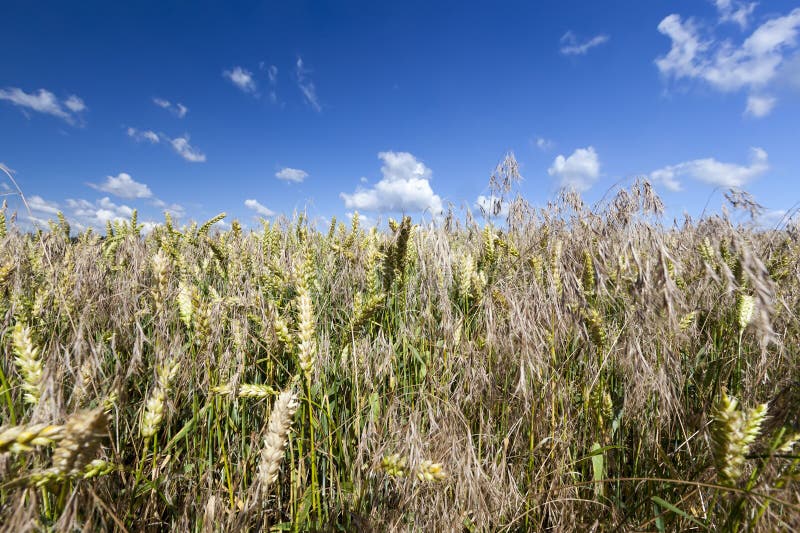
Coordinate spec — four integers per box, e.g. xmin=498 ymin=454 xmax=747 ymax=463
xmin=711 ymin=392 xmax=768 ymax=485
xmin=11 ymin=321 xmax=44 ymax=405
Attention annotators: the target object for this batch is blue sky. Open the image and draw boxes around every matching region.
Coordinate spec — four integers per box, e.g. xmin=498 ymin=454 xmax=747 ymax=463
xmin=1 ymin=0 xmax=799 ymax=231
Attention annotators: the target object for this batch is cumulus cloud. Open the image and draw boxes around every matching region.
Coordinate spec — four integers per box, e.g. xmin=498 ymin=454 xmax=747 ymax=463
xmin=64 ymin=197 xmax=161 ymax=231
xmin=656 ymin=7 xmax=800 ymax=116
xmin=67 ymin=197 xmax=134 ymax=224
xmin=340 ymin=151 xmax=443 ymax=214
xmin=170 ymin=136 xmax=207 ymax=163
xmin=12 ymin=195 xmax=62 ymax=228
xmin=88 ymin=173 xmax=153 ymax=199
xmin=153 ymin=97 xmax=188 ymax=118
xmin=296 ymin=57 xmax=321 ymax=111
xmin=649 ymin=147 xmax=769 ymax=191
xmin=560 ymin=31 xmax=610 ymax=55
xmin=548 ymin=146 xmax=601 ymax=192
xmin=224 ymin=66 xmax=257 ymax=94
xmin=127 ymin=127 xmax=160 ymax=143
xmin=0 ymin=87 xmax=86 ymax=124
xmin=275 ymin=167 xmax=308 ymax=183
xmin=244 ymin=198 xmax=275 ymax=217
xmin=28 ymin=195 xmax=61 ymax=216
xmin=745 ymin=94 xmax=777 ymax=116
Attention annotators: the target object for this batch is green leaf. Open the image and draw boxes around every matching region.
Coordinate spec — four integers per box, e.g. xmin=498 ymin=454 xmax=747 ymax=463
xmin=651 ymin=496 xmax=707 ymax=530
xmin=590 ymin=442 xmax=605 ymax=499
xmin=369 ymin=392 xmax=380 ymax=422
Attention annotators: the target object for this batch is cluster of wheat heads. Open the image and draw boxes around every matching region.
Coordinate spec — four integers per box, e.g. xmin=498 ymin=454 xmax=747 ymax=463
xmin=1 ymin=184 xmax=800 ymax=531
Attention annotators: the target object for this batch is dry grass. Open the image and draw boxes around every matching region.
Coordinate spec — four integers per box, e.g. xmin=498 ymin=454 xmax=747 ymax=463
xmin=1 ymin=178 xmax=800 ymax=531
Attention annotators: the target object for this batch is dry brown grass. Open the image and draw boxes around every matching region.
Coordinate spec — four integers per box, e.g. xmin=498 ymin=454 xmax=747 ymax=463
xmin=0 ymin=179 xmax=799 ymax=531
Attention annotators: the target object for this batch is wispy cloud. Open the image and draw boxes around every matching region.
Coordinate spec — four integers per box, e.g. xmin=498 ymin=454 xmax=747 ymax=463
xmin=548 ymin=147 xmax=601 ymax=192
xmin=88 ymin=173 xmax=153 ymax=199
xmin=64 ymin=95 xmax=86 ymax=113
xmin=264 ymin=63 xmax=279 ymax=103
xmin=244 ymin=198 xmax=275 ymax=217
xmin=560 ymin=31 xmax=609 ymax=55
xmin=713 ymin=0 xmax=757 ymax=30
xmin=275 ymin=167 xmax=308 ymax=183
xmin=340 ymin=151 xmax=443 ymax=214
xmin=649 ymin=147 xmax=769 ymax=191
xmin=127 ymin=127 xmax=160 ymax=143
xmin=125 ymin=127 xmax=206 ymax=163
xmin=656 ymin=7 xmax=800 ymax=117
xmin=745 ymin=94 xmax=777 ymax=117
xmin=170 ymin=136 xmax=207 ymax=163
xmin=153 ymin=97 xmax=188 ymax=118
xmin=534 ymin=136 xmax=554 ymax=151
xmin=0 ymin=87 xmax=87 ymax=124
xmin=223 ymin=66 xmax=257 ymax=94
xmin=296 ymin=57 xmax=321 ymax=111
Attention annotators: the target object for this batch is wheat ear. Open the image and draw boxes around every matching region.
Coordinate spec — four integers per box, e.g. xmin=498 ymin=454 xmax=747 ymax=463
xmin=256 ymin=386 xmax=299 ymax=488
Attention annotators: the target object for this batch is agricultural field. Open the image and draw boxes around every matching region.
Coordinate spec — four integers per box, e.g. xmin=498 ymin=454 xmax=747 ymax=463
xmin=1 ymin=180 xmax=799 ymax=531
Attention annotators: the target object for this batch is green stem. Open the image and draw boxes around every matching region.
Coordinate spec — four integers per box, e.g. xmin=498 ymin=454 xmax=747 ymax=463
xmin=306 ymin=375 xmax=320 ymax=527
xmin=0 ymin=363 xmax=16 ymax=424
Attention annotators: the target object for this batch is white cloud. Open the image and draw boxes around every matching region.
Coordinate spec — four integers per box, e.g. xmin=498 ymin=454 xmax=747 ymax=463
xmin=89 ymin=173 xmax=153 ymax=199
xmin=224 ymin=66 xmax=257 ymax=93
xmin=649 ymin=147 xmax=768 ymax=190
xmin=244 ymin=198 xmax=275 ymax=217
xmin=15 ymin=194 xmax=160 ymax=233
xmin=64 ymin=95 xmax=86 ymax=113
xmin=170 ymin=136 xmax=207 ymax=163
xmin=296 ymin=57 xmax=321 ymax=111
xmin=126 ymin=128 xmax=205 ymax=163
xmin=28 ymin=195 xmax=61 ymax=215
xmin=656 ymin=7 xmax=800 ymax=115
xmin=127 ymin=127 xmax=160 ymax=143
xmin=267 ymin=65 xmax=279 ymax=103
xmin=745 ymin=94 xmax=777 ymax=116
xmin=547 ymin=146 xmax=601 ymax=192
xmin=534 ymin=136 xmax=554 ymax=151
xmin=0 ymin=87 xmax=86 ymax=124
xmin=340 ymin=151 xmax=443 ymax=214
xmin=153 ymin=97 xmax=188 ymax=118
xmin=275 ymin=167 xmax=308 ymax=183
xmin=152 ymin=198 xmax=186 ymax=218
xmin=714 ymin=0 xmax=757 ymax=29
xmin=66 ymin=197 xmax=138 ymax=227
xmin=560 ymin=31 xmax=610 ymax=55
xmin=475 ymin=195 xmax=509 ymax=218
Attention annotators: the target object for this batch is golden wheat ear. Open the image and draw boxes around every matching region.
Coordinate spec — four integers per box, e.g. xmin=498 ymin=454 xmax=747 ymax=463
xmin=256 ymin=385 xmax=299 ymax=489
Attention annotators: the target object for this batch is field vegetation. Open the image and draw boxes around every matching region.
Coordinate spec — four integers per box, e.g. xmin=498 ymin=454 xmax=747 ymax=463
xmin=1 ymin=160 xmax=800 ymax=530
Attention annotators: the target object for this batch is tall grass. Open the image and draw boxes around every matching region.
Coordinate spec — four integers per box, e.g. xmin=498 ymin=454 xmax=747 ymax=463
xmin=0 ymin=179 xmax=799 ymax=531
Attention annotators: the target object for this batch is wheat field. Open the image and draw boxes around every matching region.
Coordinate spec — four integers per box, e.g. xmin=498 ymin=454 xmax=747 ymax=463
xmin=1 ymin=178 xmax=799 ymax=531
